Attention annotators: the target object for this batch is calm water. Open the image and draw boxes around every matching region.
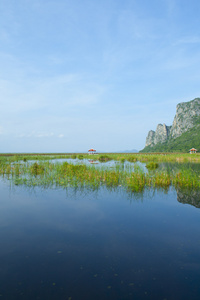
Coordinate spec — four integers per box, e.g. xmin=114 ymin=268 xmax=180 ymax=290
xmin=0 ymin=179 xmax=200 ymax=300
xmin=25 ymin=156 xmax=146 ymax=168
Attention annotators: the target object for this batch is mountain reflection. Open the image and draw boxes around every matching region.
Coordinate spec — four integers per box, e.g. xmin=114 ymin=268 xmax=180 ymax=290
xmin=177 ymin=188 xmax=200 ymax=208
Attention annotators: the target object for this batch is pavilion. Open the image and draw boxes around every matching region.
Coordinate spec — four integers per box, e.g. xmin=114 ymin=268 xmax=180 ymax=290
xmin=189 ymin=148 xmax=197 ymax=154
xmin=88 ymin=148 xmax=97 ymax=155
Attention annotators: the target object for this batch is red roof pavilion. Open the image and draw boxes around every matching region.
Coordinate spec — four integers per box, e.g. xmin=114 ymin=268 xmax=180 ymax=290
xmin=189 ymin=148 xmax=197 ymax=153
xmin=88 ymin=148 xmax=96 ymax=154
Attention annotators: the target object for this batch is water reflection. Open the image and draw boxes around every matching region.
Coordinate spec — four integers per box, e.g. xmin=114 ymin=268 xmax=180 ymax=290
xmin=1 ymin=178 xmax=200 ymax=299
xmin=159 ymin=161 xmax=200 ymax=175
xmin=26 ymin=157 xmax=147 ymax=172
xmin=177 ymin=188 xmax=200 ymax=208
xmin=88 ymin=159 xmax=99 ymax=164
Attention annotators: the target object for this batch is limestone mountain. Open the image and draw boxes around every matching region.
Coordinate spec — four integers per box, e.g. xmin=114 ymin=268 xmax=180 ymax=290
xmin=145 ymin=124 xmax=172 ymax=147
xmin=170 ymin=98 xmax=200 ymax=138
xmin=141 ymin=98 xmax=200 ymax=152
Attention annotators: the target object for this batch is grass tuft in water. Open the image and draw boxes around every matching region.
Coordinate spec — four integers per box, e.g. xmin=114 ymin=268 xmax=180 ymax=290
xmin=98 ymin=155 xmax=112 ymax=162
xmin=146 ymin=162 xmax=159 ymax=170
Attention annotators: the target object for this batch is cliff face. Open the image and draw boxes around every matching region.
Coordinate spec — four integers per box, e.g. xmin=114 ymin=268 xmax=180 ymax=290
xmin=145 ymin=124 xmax=171 ymax=147
xmin=170 ymin=98 xmax=200 ymax=138
xmin=145 ymin=98 xmax=200 ymax=147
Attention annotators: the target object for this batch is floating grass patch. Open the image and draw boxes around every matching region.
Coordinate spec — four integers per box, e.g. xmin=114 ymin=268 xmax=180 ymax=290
xmin=98 ymin=155 xmax=112 ymax=162
xmin=146 ymin=162 xmax=159 ymax=170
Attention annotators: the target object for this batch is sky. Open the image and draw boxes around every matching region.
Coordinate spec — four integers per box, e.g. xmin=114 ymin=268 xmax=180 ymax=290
xmin=0 ymin=0 xmax=200 ymax=152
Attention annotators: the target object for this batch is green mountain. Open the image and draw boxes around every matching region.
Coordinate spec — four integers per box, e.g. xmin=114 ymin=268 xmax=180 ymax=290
xmin=140 ymin=98 xmax=200 ymax=153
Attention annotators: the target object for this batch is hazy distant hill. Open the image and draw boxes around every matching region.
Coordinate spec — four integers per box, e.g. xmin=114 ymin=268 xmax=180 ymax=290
xmin=140 ymin=98 xmax=200 ymax=153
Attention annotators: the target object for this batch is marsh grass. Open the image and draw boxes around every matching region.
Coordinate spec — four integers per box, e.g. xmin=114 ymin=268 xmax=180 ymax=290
xmin=1 ymin=152 xmax=200 ymax=163
xmin=146 ymin=162 xmax=159 ymax=170
xmin=30 ymin=162 xmax=45 ymax=175
xmin=0 ymin=154 xmax=199 ymax=192
xmin=90 ymin=153 xmax=200 ymax=163
xmin=98 ymin=155 xmax=113 ymax=162
xmin=172 ymin=170 xmax=200 ymax=189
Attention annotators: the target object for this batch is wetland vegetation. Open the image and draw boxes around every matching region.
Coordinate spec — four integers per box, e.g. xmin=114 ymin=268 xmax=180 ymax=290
xmin=0 ymin=153 xmax=199 ymax=192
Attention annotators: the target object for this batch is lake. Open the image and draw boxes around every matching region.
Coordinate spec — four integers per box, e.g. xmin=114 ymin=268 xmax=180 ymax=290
xmin=0 ymin=177 xmax=200 ymax=300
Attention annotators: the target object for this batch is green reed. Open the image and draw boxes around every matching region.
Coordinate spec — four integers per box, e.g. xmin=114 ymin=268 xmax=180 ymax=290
xmin=88 ymin=153 xmax=200 ymax=163
xmin=146 ymin=162 xmax=159 ymax=170
xmin=0 ymin=154 xmax=199 ymax=192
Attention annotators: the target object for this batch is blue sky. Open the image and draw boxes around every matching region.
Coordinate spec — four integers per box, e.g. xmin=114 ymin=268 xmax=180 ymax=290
xmin=0 ymin=0 xmax=200 ymax=152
